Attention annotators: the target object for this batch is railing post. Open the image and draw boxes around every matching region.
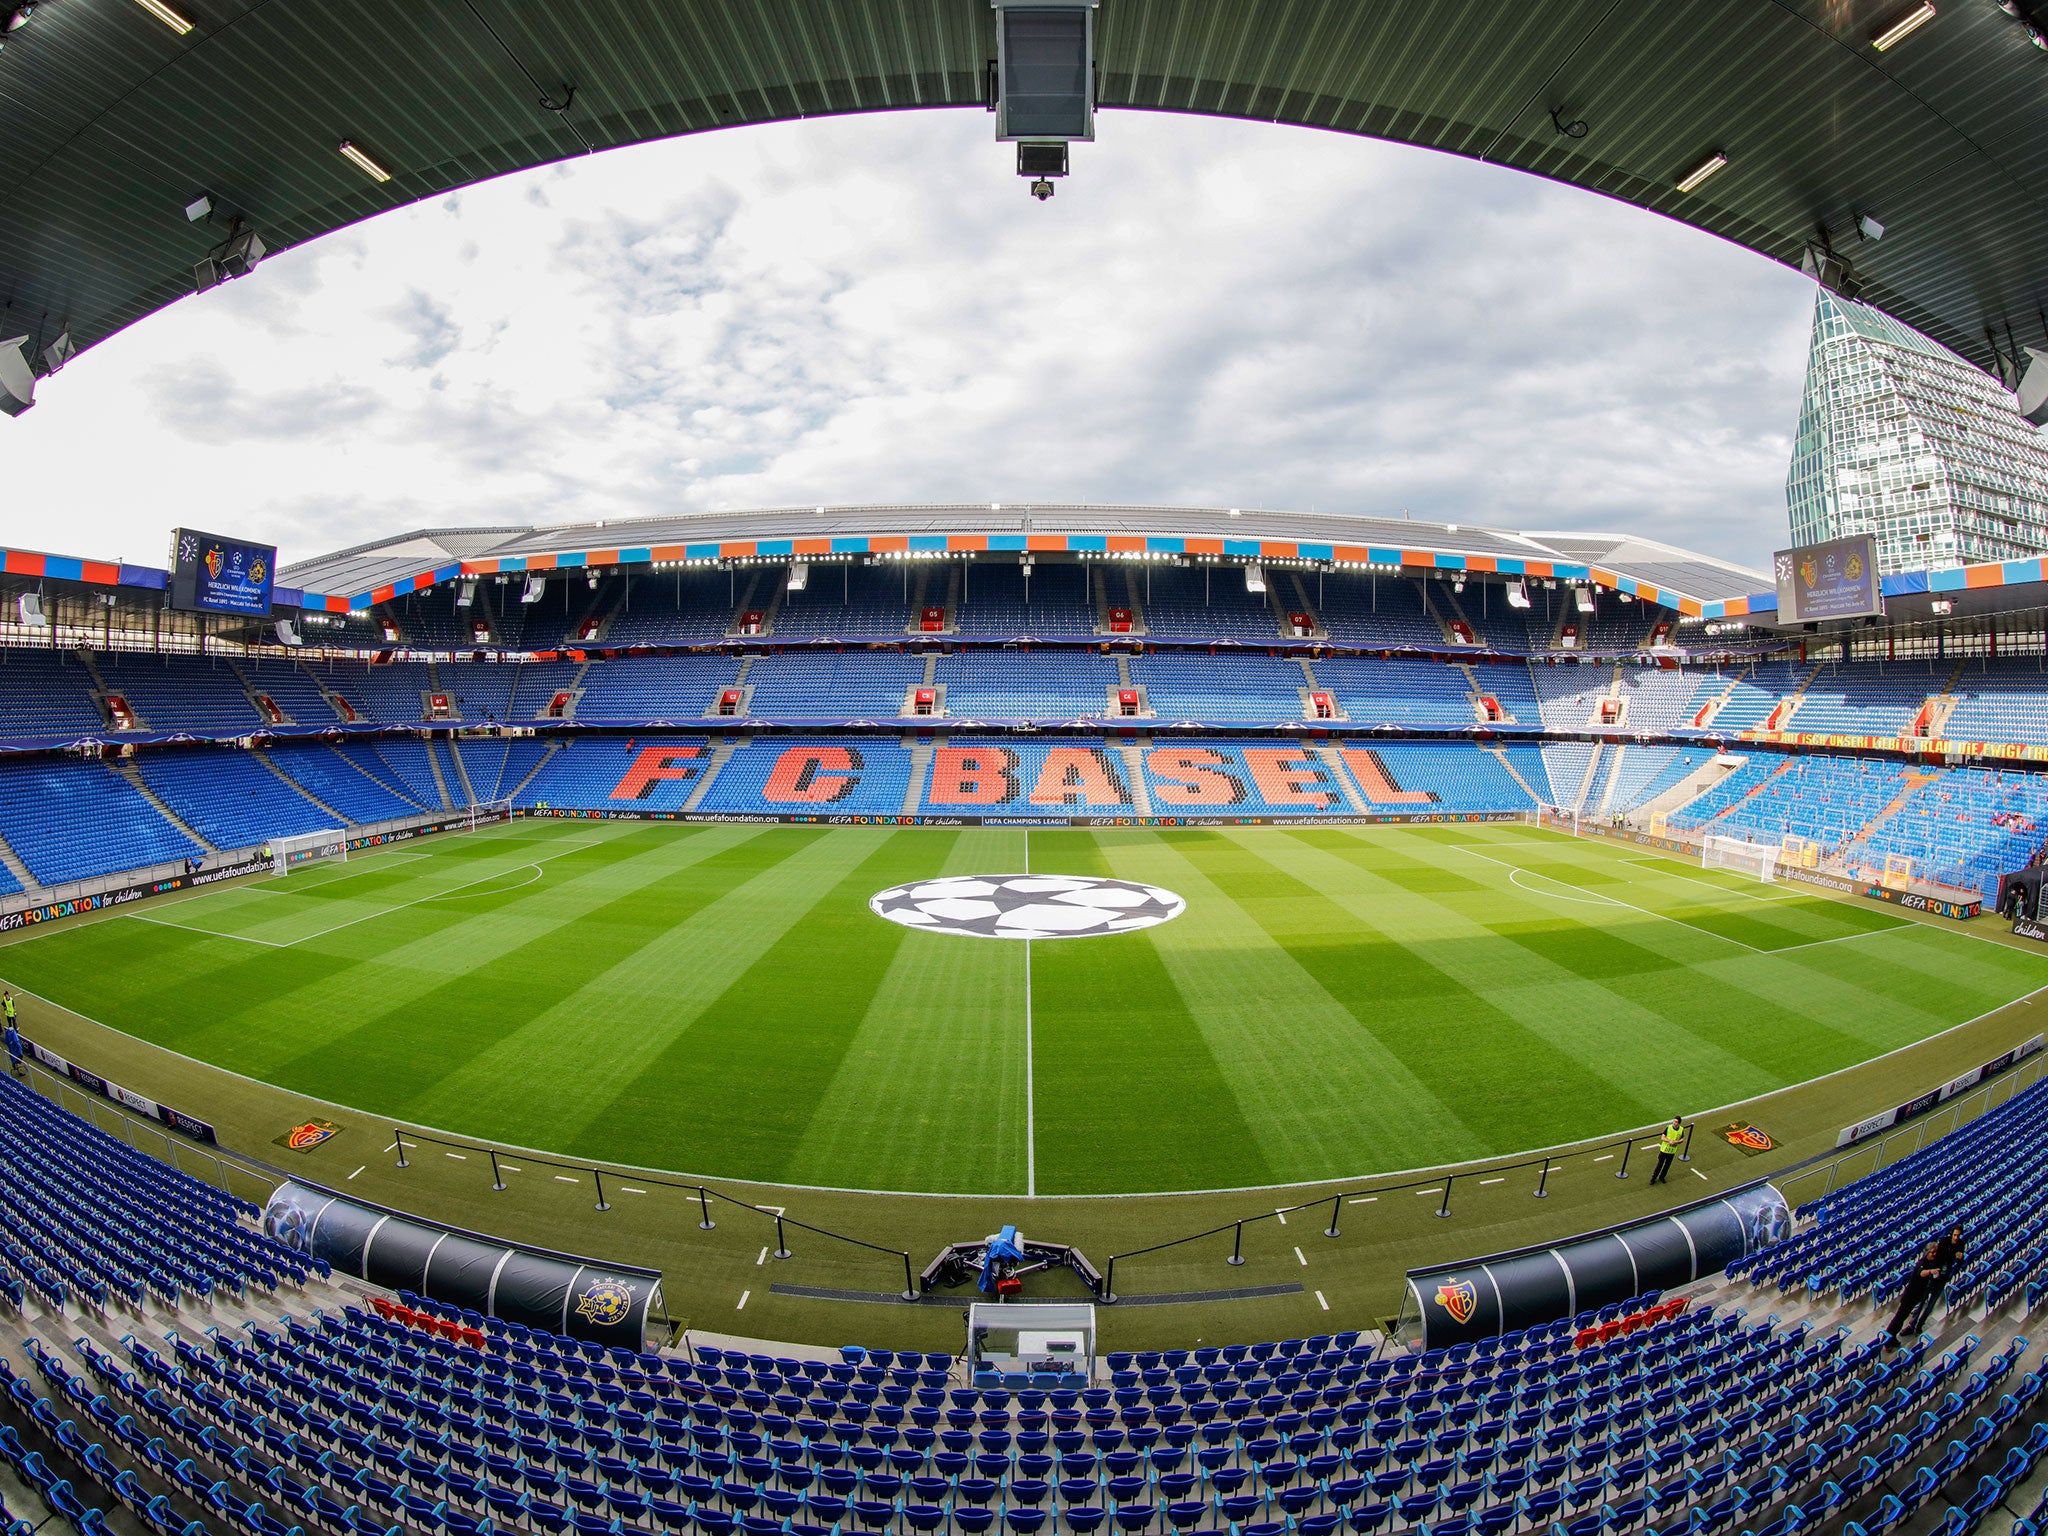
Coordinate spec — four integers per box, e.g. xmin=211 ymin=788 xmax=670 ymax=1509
xmin=593 ymin=1169 xmax=611 ymax=1212
xmin=1436 ymin=1177 xmax=1453 ymax=1218
xmin=490 ymin=1151 xmax=506 ymax=1192
xmin=902 ymin=1253 xmax=918 ymax=1302
xmin=393 ymin=1128 xmax=409 ymax=1169
xmin=1324 ymin=1195 xmax=1341 ymax=1239
xmin=698 ymin=1186 xmax=716 ymax=1230
xmin=1679 ymin=1123 xmax=1695 ymax=1164
xmin=1533 ymin=1159 xmax=1552 ymax=1199
xmin=1614 ymin=1137 xmax=1632 ymax=1181
xmin=1226 ymin=1223 xmax=1246 ymax=1267
xmin=1104 ymin=1256 xmax=1118 ymax=1304
xmin=774 ymin=1215 xmax=791 ymax=1260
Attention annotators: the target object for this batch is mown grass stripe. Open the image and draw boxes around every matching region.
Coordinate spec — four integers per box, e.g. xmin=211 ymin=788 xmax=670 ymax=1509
xmin=1028 ymin=830 xmax=1275 ymax=1195
xmin=782 ymin=828 xmax=1029 ymax=1195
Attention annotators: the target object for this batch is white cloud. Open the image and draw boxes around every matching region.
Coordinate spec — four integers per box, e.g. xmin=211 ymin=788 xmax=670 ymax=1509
xmin=3 ymin=110 xmax=1815 ymax=572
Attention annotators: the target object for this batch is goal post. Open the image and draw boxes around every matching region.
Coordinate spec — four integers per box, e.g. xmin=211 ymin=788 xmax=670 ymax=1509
xmin=467 ymin=797 xmax=515 ymax=829
xmin=272 ymin=828 xmax=348 ymax=875
xmin=1703 ymin=833 xmax=1778 ymax=884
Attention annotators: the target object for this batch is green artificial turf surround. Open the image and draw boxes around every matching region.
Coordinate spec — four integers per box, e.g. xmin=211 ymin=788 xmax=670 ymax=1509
xmin=3 ymin=817 xmax=2041 ymax=1198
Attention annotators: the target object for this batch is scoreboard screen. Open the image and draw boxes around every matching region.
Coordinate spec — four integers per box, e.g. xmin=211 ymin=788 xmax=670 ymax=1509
xmin=1773 ymin=534 xmax=1882 ymax=624
xmin=168 ymin=528 xmax=276 ymax=617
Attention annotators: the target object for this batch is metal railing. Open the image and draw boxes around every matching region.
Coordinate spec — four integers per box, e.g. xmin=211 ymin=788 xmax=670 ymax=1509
xmin=387 ymin=1124 xmax=920 ymax=1299
xmin=19 ymin=1060 xmax=282 ymax=1210
xmin=1099 ymin=1120 xmax=1694 ymax=1302
xmin=1774 ymin=1051 xmax=2048 ymax=1212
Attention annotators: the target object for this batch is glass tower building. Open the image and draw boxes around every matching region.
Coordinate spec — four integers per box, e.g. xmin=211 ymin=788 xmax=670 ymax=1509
xmin=1785 ymin=290 xmax=2048 ymax=575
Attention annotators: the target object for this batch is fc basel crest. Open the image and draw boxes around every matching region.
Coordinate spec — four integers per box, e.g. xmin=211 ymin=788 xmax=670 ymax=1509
xmin=574 ymin=1277 xmax=635 ymax=1327
xmin=1720 ymin=1122 xmax=1776 ymax=1154
xmin=274 ymin=1118 xmax=340 ymax=1153
xmin=1434 ymin=1279 xmax=1478 ymax=1325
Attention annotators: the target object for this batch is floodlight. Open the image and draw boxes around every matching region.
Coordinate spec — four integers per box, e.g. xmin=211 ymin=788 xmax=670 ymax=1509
xmin=338 ymin=141 xmax=393 ymax=183
xmin=130 ymin=0 xmax=193 ymax=33
xmin=1930 ymin=599 xmax=1954 ymax=615
xmin=1856 ymin=213 xmax=1886 ymax=242
xmin=4 ymin=6 xmax=33 ymax=33
xmin=194 ymin=224 xmax=266 ymax=291
xmin=1872 ymin=2 xmax=1936 ymax=50
xmin=1675 ymin=152 xmax=1727 ymax=193
xmin=185 ymin=193 xmax=212 ymax=222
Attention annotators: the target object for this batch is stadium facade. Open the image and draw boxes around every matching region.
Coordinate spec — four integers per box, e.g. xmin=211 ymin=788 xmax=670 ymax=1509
xmin=1785 ymin=292 xmax=2048 ymax=577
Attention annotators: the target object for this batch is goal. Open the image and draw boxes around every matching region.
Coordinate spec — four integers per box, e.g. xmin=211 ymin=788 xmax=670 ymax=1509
xmin=272 ymin=828 xmax=348 ymax=875
xmin=1703 ymin=833 xmax=1778 ymax=883
xmin=466 ymin=797 xmax=515 ymax=829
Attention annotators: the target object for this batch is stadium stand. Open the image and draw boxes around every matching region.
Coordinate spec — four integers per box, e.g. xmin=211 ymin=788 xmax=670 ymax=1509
xmin=744 ymin=654 xmax=928 ymax=720
xmin=933 ymin=652 xmax=1121 ymax=720
xmin=267 ymin=747 xmax=427 ymax=826
xmin=1130 ymin=564 xmax=1278 ymax=642
xmin=773 ymin=564 xmax=918 ymax=639
xmin=603 ymin=571 xmax=746 ymax=648
xmin=1127 ymin=655 xmax=1309 ymax=722
xmin=1310 ymin=659 xmax=1474 ymax=728
xmin=516 ymin=738 xmax=712 ymax=811
xmin=0 ymin=650 xmax=122 ymax=737
xmin=1309 ymin=576 xmax=1449 ymax=649
xmin=132 ymin=751 xmax=337 ymax=853
xmin=698 ymin=737 xmax=920 ymax=815
xmin=574 ymin=658 xmax=742 ymax=723
xmin=954 ymin=562 xmax=1098 ymax=639
xmin=89 ymin=655 xmax=262 ymax=732
xmin=0 ymin=759 xmax=197 ymax=887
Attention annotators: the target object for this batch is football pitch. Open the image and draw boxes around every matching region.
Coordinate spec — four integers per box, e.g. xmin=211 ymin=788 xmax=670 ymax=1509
xmin=3 ymin=817 xmax=2044 ymax=1198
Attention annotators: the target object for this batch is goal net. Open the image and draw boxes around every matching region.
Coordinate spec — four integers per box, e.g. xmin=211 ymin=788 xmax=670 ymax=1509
xmin=1703 ymin=833 xmax=1778 ymax=883
xmin=466 ymin=797 xmax=515 ymax=829
xmin=273 ymin=828 xmax=348 ymax=875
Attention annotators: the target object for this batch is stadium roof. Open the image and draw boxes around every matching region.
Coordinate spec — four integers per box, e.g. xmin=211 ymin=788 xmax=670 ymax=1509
xmin=276 ymin=504 xmax=1771 ymax=614
xmin=4 ymin=0 xmax=2048 ymax=384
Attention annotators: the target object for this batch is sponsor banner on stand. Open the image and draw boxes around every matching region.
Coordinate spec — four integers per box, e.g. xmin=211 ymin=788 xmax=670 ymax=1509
xmin=22 ymin=1036 xmax=218 ymax=1143
xmin=1835 ymin=1033 xmax=2047 ymax=1146
xmin=1862 ymin=884 xmax=1981 ymax=920
xmin=0 ymin=854 xmax=265 ymax=932
xmin=2013 ymin=916 xmax=2048 ymax=944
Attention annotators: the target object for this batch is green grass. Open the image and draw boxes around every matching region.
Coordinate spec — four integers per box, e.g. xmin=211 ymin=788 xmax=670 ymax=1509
xmin=3 ymin=817 xmax=2043 ymax=1197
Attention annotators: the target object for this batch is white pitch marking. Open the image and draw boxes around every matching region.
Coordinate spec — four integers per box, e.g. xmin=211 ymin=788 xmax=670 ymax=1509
xmin=1479 ymin=1177 xmax=1504 ymax=1186
xmin=736 ymin=1290 xmax=750 ymax=1311
xmin=347 ymin=1166 xmax=365 ymax=1181
xmin=1293 ymin=1247 xmax=1307 ymax=1267
xmin=445 ymin=1152 xmax=466 ymax=1161
xmin=500 ymin=1164 xmax=521 ymax=1174
xmin=1621 ymin=857 xmax=1802 ymax=904
xmin=620 ymin=1186 xmax=645 ymax=1195
xmin=1693 ymin=1168 xmax=1710 ymax=1181
xmin=761 ymin=1205 xmax=786 ymax=1216
xmin=757 ymin=1247 xmax=770 ymax=1267
xmin=1348 ymin=1197 xmax=1378 ymax=1205
xmin=1506 ymin=867 xmax=1622 ymax=907
xmin=554 ymin=1175 xmax=579 ymax=1184
xmin=1024 ymin=829 xmax=1036 ymax=1199
xmin=383 ymin=1141 xmax=399 ymax=1153
xmin=1416 ymin=1188 xmax=1442 ymax=1197
xmin=1275 ymin=1210 xmax=1287 ymax=1226
xmin=1314 ymin=1291 xmax=1329 ymax=1312
xmin=1456 ymin=847 xmax=1768 ymax=952
xmin=1594 ymin=1154 xmax=1614 ymax=1163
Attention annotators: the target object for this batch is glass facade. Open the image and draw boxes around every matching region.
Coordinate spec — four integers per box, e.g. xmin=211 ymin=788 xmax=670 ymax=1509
xmin=1785 ymin=290 xmax=2048 ymax=575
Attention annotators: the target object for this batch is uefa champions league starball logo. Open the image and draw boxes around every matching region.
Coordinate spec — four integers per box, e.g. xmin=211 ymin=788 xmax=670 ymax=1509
xmin=869 ymin=874 xmax=1186 ymax=940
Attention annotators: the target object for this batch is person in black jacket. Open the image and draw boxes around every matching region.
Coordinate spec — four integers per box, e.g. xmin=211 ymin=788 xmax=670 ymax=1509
xmin=1884 ymin=1225 xmax=1966 ymax=1346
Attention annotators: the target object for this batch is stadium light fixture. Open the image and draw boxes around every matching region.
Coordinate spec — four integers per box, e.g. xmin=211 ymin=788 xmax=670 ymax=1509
xmin=1506 ymin=582 xmax=1532 ymax=609
xmin=1931 ymin=598 xmax=1954 ymax=615
xmin=1872 ymin=2 xmax=1936 ymax=49
xmin=130 ymin=0 xmax=193 ymax=33
xmin=1675 ymin=152 xmax=1728 ymax=193
xmin=338 ymin=141 xmax=394 ymax=183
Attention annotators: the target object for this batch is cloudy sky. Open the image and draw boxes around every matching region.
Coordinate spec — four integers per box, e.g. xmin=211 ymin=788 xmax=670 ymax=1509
xmin=7 ymin=110 xmax=1818 ymax=575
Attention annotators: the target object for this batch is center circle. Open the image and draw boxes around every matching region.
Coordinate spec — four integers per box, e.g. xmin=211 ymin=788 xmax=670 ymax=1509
xmin=868 ymin=874 xmax=1187 ymax=940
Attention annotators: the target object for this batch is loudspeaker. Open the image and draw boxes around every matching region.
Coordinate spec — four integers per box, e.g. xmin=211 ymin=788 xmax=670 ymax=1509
xmin=1800 ymin=246 xmax=1852 ymax=294
xmin=455 ymin=578 xmax=476 ymax=608
xmin=274 ymin=619 xmax=301 ymax=647
xmin=521 ymin=575 xmax=546 ymax=604
xmin=17 ymin=593 xmax=46 ymax=626
xmin=0 ymin=336 xmax=36 ymax=417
